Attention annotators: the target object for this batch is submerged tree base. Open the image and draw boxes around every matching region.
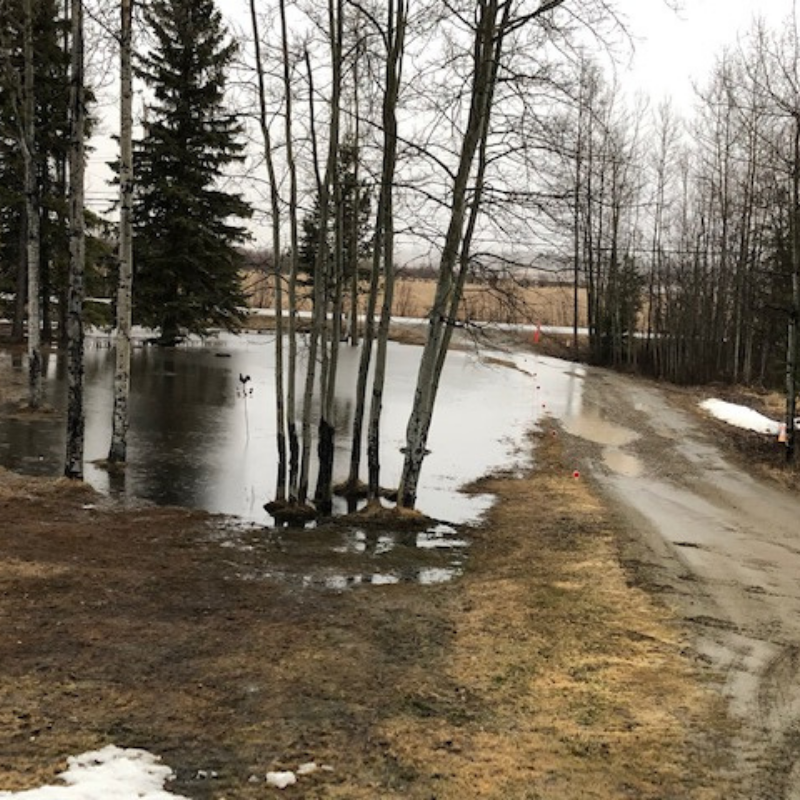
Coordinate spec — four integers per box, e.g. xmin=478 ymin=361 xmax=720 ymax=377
xmin=264 ymin=493 xmax=434 ymax=531
xmin=264 ymin=499 xmax=318 ymax=527
xmin=332 ymin=479 xmax=398 ymax=503
xmin=346 ymin=501 xmax=434 ymax=531
xmin=5 ymin=401 xmax=57 ymax=420
xmin=92 ymin=458 xmax=128 ymax=473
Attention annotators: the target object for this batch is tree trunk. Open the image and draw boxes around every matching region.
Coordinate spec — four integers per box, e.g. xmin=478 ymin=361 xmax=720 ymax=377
xmin=22 ymin=0 xmax=42 ymax=409
xmin=40 ymin=207 xmax=52 ymax=345
xmin=313 ymin=0 xmax=344 ymax=516
xmin=109 ymin=0 xmax=134 ymax=464
xmin=572 ymin=61 xmax=588 ymax=359
xmin=785 ymin=116 xmax=800 ymax=463
xmin=347 ymin=42 xmax=362 ymax=348
xmin=12 ymin=224 xmax=27 ymax=343
xmin=787 ymin=286 xmax=799 ymax=463
xmin=249 ymin=0 xmax=287 ymax=502
xmin=279 ymin=0 xmax=300 ymax=502
xmin=367 ymin=0 xmax=405 ymax=501
xmin=65 ymin=0 xmax=85 ymax=480
xmin=398 ymin=0 xmax=508 ymax=509
xmin=347 ymin=198 xmax=381 ymax=495
xmin=297 ymin=47 xmax=325 ymax=507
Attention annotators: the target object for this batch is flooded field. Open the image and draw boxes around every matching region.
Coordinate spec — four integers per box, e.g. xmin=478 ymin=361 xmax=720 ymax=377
xmin=0 ymin=334 xmax=585 ymax=527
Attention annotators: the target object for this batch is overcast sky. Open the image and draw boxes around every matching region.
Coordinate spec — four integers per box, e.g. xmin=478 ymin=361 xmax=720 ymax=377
xmin=213 ymin=0 xmax=795 ymax=105
xmin=86 ymin=0 xmax=798 ymax=239
xmin=618 ymin=0 xmax=792 ymax=103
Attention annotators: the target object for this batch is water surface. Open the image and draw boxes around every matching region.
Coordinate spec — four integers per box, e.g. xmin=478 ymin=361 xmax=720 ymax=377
xmin=0 ymin=333 xmax=585 ymax=525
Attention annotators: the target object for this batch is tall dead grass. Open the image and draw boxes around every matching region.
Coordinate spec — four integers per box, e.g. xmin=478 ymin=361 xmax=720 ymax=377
xmin=242 ymin=271 xmax=587 ymax=327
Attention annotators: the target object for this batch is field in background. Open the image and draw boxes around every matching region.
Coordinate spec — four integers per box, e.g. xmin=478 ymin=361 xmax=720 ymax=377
xmin=243 ymin=271 xmax=587 ymax=328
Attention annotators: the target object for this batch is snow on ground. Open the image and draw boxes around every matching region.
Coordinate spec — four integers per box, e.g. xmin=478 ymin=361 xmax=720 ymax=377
xmin=0 ymin=749 xmax=333 ymax=797
xmin=0 ymin=746 xmax=189 ymax=799
xmin=700 ymin=398 xmax=781 ymax=435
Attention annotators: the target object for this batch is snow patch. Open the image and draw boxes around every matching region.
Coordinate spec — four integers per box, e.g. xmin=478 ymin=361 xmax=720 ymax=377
xmin=699 ymin=398 xmax=780 ymax=435
xmin=0 ymin=745 xmax=189 ymax=799
xmin=265 ymin=771 xmax=297 ymax=789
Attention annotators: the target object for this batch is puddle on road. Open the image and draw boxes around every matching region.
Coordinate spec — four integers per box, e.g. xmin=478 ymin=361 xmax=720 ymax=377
xmin=562 ymin=397 xmax=643 ymax=477
xmin=563 ymin=406 xmax=638 ymax=447
xmin=602 ymin=449 xmax=643 ymax=478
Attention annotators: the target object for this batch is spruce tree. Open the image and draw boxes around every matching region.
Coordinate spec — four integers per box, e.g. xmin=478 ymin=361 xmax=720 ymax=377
xmin=298 ymin=136 xmax=372 ymax=290
xmin=133 ymin=0 xmax=251 ymax=345
xmin=0 ymin=0 xmax=71 ymax=342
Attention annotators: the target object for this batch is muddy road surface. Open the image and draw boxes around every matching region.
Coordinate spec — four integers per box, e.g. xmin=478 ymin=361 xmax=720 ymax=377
xmin=570 ymin=367 xmax=800 ymax=800
xmin=2 ymin=338 xmax=797 ymax=798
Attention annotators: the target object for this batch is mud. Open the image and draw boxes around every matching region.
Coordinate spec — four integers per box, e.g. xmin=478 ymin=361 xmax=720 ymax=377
xmin=3 ymin=341 xmax=800 ymax=797
xmin=568 ymin=367 xmax=800 ymax=800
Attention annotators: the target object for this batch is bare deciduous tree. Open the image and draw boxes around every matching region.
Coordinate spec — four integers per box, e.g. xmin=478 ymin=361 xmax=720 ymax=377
xmin=22 ymin=0 xmax=42 ymax=408
xmin=249 ymin=0 xmax=288 ymax=502
xmin=65 ymin=0 xmax=86 ymax=479
xmin=108 ymin=0 xmax=133 ymax=464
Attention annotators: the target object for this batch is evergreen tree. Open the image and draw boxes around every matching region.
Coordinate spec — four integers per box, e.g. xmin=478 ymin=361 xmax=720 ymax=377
xmin=298 ymin=136 xmax=372 ymax=291
xmin=0 ymin=0 xmax=71 ymax=342
xmin=133 ymin=0 xmax=251 ymax=345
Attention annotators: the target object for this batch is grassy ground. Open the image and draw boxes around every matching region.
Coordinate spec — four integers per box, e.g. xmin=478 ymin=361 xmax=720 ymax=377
xmin=0 ymin=415 xmax=732 ymax=798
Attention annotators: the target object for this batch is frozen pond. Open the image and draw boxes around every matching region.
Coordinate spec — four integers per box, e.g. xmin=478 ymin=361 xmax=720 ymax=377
xmin=0 ymin=333 xmax=585 ymax=526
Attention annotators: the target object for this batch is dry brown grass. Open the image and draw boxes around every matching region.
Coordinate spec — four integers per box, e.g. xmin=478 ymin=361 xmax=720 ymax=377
xmin=371 ymin=427 xmax=731 ymax=799
xmin=0 ymin=467 xmax=96 ymax=503
xmin=243 ymin=272 xmax=587 ymax=328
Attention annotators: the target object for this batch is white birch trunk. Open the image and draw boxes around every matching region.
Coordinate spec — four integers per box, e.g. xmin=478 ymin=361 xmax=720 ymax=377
xmin=309 ymin=0 xmax=343 ymax=515
xmin=65 ymin=0 xmax=86 ymax=479
xmin=366 ymin=0 xmax=405 ymax=500
xmin=22 ymin=0 xmax=42 ymax=409
xmin=109 ymin=0 xmax=134 ymax=464
xmin=398 ymin=1 xmax=508 ymax=508
xmin=297 ymin=47 xmax=325 ymax=507
xmin=249 ymin=0 xmax=287 ymax=503
xmin=279 ymin=0 xmax=300 ymax=502
xmin=347 ymin=200 xmax=381 ymax=494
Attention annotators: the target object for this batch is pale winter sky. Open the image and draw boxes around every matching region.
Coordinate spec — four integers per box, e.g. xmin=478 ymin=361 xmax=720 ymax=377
xmin=214 ymin=0 xmax=795 ymax=103
xmin=86 ymin=0 xmax=797 ymax=235
xmin=616 ymin=0 xmax=792 ymax=103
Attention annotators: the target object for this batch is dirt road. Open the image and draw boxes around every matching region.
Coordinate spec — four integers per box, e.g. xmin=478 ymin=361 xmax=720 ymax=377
xmin=0 ymin=347 xmax=732 ymax=798
xmin=3 ymin=339 xmax=799 ymax=798
xmin=569 ymin=367 xmax=800 ymax=800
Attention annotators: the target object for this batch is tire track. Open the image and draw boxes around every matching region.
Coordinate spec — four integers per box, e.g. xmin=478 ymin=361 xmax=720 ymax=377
xmin=571 ymin=368 xmax=800 ymax=798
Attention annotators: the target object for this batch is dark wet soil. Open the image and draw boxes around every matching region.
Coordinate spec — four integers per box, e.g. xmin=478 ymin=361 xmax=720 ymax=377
xmin=5 ymin=337 xmax=797 ymax=798
xmin=0 ymin=423 xmax=733 ymax=798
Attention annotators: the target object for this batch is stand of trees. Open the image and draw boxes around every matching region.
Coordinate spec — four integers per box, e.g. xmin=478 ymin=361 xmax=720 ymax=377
xmin=552 ymin=17 xmax=800 ymax=460
xmin=3 ymin=0 xmax=800 ymax=511
xmin=0 ymin=0 xmax=69 ymax=400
